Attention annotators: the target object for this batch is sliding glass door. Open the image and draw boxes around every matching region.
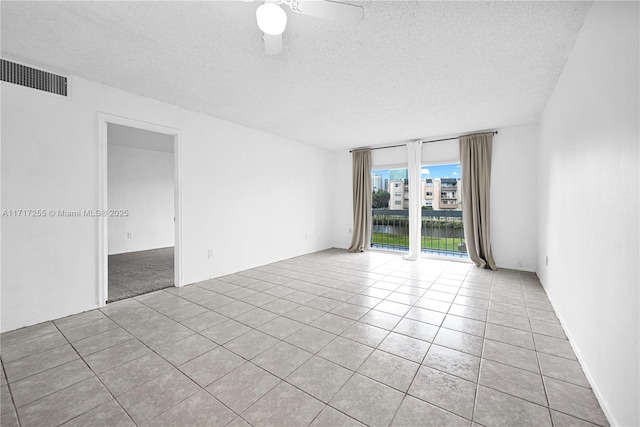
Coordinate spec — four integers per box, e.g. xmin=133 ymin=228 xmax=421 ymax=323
xmin=420 ymin=163 xmax=467 ymax=257
xmin=370 ymin=163 xmax=467 ymax=258
xmin=371 ymin=167 xmax=409 ymax=252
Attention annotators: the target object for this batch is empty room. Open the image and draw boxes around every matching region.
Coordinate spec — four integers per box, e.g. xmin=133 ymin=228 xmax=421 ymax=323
xmin=1 ymin=1 xmax=638 ymax=427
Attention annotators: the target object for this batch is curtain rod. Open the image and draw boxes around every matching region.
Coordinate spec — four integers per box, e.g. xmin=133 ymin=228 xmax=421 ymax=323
xmin=349 ymin=130 xmax=498 ymax=153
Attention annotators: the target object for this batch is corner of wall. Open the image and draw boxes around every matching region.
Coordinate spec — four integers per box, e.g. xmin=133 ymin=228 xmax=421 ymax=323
xmin=534 ymin=2 xmax=640 ymax=425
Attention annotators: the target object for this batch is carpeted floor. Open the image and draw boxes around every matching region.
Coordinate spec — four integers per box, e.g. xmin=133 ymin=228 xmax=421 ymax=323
xmin=108 ymin=247 xmax=174 ymax=302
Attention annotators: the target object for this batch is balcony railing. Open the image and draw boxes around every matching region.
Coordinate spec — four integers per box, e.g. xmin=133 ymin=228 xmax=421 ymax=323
xmin=371 ymin=209 xmax=467 ymax=257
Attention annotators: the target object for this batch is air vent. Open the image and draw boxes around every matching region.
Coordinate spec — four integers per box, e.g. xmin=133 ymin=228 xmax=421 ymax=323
xmin=1 ymin=59 xmax=67 ymax=96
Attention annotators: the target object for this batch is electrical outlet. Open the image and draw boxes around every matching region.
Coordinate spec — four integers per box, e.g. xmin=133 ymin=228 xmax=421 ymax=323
xmin=127 ymin=232 xmax=132 ymax=239
xmin=545 ymin=256 xmax=548 ymax=266
xmin=207 ymin=249 xmax=213 ymax=259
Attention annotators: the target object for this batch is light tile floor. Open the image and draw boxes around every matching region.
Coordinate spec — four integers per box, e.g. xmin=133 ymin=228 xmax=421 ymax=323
xmin=0 ymin=249 xmax=609 ymax=427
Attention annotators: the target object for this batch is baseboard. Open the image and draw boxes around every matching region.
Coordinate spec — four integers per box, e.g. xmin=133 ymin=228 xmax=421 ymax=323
xmin=108 ymin=245 xmax=174 ymax=256
xmin=1 ymin=303 xmax=100 ymax=334
xmin=538 ymin=277 xmax=617 ymax=427
xmin=495 ymin=263 xmax=537 ymax=273
xmin=331 ymin=243 xmax=349 ymax=250
xmin=332 ymin=246 xmax=536 ymax=272
xmin=198 ymin=245 xmax=335 ymax=284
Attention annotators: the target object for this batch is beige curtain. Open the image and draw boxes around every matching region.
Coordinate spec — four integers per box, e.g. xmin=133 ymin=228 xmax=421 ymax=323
xmin=460 ymin=133 xmax=497 ymax=270
xmin=348 ymin=150 xmax=372 ymax=253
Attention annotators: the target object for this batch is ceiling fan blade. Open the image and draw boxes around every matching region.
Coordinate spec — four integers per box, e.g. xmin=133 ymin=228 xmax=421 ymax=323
xmin=295 ymin=0 xmax=364 ymax=25
xmin=263 ymin=33 xmax=283 ymax=55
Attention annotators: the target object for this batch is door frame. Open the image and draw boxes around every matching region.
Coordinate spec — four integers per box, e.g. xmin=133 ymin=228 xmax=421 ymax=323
xmin=97 ymin=113 xmax=184 ymax=306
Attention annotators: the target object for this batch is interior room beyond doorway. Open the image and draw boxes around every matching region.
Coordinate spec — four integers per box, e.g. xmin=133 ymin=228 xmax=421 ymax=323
xmin=107 ymin=123 xmax=176 ymax=302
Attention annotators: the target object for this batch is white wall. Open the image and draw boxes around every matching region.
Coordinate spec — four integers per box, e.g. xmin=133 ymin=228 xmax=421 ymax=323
xmin=537 ymin=2 xmax=639 ymax=426
xmin=1 ymin=76 xmax=334 ymax=332
xmin=108 ymin=144 xmax=174 ymax=255
xmin=332 ymin=127 xmax=539 ymax=273
xmin=331 ymin=150 xmax=354 ymax=249
xmin=491 ymin=125 xmax=538 ymax=271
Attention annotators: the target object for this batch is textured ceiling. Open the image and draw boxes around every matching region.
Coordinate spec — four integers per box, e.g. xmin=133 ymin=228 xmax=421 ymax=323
xmin=1 ymin=1 xmax=591 ymax=151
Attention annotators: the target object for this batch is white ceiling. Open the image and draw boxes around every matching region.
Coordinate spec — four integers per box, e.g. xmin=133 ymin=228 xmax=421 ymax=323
xmin=1 ymin=1 xmax=591 ymax=151
xmin=108 ymin=123 xmax=175 ymax=153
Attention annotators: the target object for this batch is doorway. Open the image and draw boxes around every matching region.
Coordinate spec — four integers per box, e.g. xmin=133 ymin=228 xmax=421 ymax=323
xmin=98 ymin=115 xmax=182 ymax=305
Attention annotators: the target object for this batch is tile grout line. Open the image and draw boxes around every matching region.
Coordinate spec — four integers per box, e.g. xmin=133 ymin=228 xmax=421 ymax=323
xmin=297 ymin=258 xmax=593 ymax=421
xmin=526 ymin=278 xmax=557 ymax=427
xmin=268 ymin=269 xmax=412 ymax=425
xmin=123 ymin=285 xmax=395 ymax=425
xmin=450 ymin=263 xmax=484 ymax=424
xmin=49 ymin=321 xmax=140 ymax=427
xmin=98 ymin=303 xmax=248 ymax=426
xmin=1 ymin=250 xmax=604 ymax=427
xmin=471 ymin=267 xmax=493 ymax=425
xmin=331 ymin=267 xmax=455 ymax=424
xmin=1 ymin=356 xmax=23 ymax=427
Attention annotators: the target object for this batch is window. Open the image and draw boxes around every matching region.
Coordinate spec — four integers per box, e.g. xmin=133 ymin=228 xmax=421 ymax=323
xmin=369 ymin=162 xmax=466 ymax=257
xmin=371 ymin=167 xmax=410 ymax=251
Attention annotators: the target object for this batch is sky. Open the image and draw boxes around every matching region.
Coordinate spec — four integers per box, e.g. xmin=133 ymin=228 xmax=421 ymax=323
xmin=372 ymin=163 xmax=461 ymax=180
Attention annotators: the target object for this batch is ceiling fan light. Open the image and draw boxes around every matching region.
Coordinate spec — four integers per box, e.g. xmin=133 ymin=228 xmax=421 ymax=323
xmin=256 ymin=3 xmax=287 ymax=36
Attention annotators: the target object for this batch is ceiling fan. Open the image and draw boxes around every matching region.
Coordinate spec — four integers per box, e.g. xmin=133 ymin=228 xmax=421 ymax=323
xmin=253 ymin=0 xmax=364 ymax=55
